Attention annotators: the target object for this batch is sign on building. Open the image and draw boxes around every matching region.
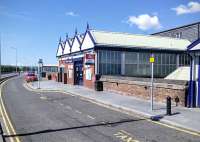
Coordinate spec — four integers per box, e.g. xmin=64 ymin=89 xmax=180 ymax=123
xmin=85 ymin=53 xmax=95 ymax=65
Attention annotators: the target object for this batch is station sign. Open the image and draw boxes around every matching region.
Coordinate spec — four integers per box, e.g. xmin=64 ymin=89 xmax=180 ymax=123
xmin=65 ymin=58 xmax=73 ymax=63
xmin=85 ymin=53 xmax=95 ymax=65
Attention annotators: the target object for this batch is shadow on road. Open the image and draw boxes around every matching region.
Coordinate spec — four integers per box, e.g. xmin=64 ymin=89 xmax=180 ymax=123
xmin=4 ymin=118 xmax=145 ymax=138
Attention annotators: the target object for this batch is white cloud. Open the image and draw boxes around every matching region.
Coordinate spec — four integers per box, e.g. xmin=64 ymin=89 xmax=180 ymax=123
xmin=126 ymin=14 xmax=161 ymax=31
xmin=0 ymin=7 xmax=33 ymax=21
xmin=65 ymin=11 xmax=78 ymax=17
xmin=172 ymin=1 xmax=200 ymax=15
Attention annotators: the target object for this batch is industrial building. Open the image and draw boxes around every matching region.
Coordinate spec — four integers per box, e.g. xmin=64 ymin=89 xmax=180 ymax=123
xmin=152 ymin=22 xmax=200 ymax=42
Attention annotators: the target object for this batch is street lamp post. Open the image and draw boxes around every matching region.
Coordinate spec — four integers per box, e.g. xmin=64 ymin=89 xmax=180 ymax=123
xmin=38 ymin=59 xmax=43 ymax=89
xmin=10 ymin=47 xmax=18 ymax=73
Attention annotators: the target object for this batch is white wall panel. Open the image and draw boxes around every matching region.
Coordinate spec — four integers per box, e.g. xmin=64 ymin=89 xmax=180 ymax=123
xmin=81 ymin=32 xmax=94 ymax=50
xmin=71 ymin=37 xmax=81 ymax=53
xmin=57 ymin=44 xmax=63 ymax=56
xmin=64 ymin=42 xmax=71 ymax=54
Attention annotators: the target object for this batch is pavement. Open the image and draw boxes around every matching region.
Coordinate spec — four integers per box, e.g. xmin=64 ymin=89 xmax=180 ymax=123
xmin=28 ymin=79 xmax=200 ymax=133
xmin=1 ymin=77 xmax=200 ymax=142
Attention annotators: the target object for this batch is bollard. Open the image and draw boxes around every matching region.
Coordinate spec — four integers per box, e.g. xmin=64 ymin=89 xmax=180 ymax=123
xmin=166 ymin=96 xmax=171 ymax=115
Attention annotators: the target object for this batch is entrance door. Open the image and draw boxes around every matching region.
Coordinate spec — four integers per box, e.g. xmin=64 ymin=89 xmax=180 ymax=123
xmin=64 ymin=73 xmax=67 ymax=84
xmin=74 ymin=61 xmax=83 ymax=85
xmin=58 ymin=67 xmax=64 ymax=82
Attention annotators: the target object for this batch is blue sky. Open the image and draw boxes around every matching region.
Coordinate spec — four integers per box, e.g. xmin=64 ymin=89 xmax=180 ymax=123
xmin=0 ymin=0 xmax=200 ymax=66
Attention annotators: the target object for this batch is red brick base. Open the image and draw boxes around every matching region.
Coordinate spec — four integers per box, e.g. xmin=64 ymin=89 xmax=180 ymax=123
xmin=101 ymin=76 xmax=187 ymax=106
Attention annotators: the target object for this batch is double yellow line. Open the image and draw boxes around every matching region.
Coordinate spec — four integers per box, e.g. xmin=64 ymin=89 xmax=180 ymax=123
xmin=0 ymin=80 xmax=21 ymax=142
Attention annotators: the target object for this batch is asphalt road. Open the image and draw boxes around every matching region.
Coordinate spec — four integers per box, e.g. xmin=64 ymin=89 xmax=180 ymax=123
xmin=1 ymin=77 xmax=200 ymax=142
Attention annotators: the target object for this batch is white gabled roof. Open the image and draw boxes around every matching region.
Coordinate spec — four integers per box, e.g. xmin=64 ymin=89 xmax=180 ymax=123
xmin=77 ymin=34 xmax=84 ymax=43
xmin=68 ymin=38 xmax=73 ymax=46
xmin=63 ymin=39 xmax=72 ymax=54
xmin=89 ymin=30 xmax=191 ymax=51
xmin=188 ymin=39 xmax=200 ymax=51
xmin=81 ymin=31 xmax=95 ymax=50
xmin=191 ymin=43 xmax=200 ymax=51
xmin=71 ymin=36 xmax=81 ymax=53
xmin=56 ymin=41 xmax=64 ymax=57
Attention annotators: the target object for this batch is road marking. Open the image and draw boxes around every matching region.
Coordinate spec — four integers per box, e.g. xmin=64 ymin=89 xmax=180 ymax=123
xmin=87 ymin=115 xmax=95 ymax=120
xmin=149 ymin=119 xmax=200 ymax=137
xmin=0 ymin=80 xmax=21 ymax=142
xmin=40 ymin=96 xmax=47 ymax=100
xmin=23 ymin=79 xmax=200 ymax=137
xmin=75 ymin=110 xmax=82 ymax=114
xmin=85 ymin=98 xmax=200 ymax=137
xmin=114 ymin=130 xmax=139 ymax=142
xmin=59 ymin=103 xmax=64 ymax=106
xmin=65 ymin=106 xmax=72 ymax=110
xmin=0 ymin=101 xmax=14 ymax=142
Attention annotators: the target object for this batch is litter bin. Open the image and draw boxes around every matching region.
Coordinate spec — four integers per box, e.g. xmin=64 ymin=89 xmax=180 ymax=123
xmin=95 ymin=74 xmax=101 ymax=81
xmin=95 ymin=81 xmax=103 ymax=91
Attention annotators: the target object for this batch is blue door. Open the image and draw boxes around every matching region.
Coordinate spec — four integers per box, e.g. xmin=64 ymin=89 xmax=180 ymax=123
xmin=74 ymin=61 xmax=83 ymax=85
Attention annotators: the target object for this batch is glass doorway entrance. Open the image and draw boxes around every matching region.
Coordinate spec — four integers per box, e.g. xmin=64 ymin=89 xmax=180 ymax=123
xmin=74 ymin=60 xmax=83 ymax=85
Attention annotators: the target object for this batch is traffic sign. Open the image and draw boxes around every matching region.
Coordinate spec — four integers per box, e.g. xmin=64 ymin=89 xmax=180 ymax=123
xmin=149 ymin=57 xmax=155 ymax=63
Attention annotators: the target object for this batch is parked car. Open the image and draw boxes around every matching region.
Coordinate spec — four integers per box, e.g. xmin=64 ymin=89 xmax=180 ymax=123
xmin=25 ymin=72 xmax=38 ymax=82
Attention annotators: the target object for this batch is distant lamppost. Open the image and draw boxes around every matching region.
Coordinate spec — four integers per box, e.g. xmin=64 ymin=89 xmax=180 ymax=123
xmin=10 ymin=47 xmax=18 ymax=73
xmin=38 ymin=59 xmax=43 ymax=89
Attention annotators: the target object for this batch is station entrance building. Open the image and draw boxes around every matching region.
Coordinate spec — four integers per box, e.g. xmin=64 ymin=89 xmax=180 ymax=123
xmin=56 ymin=26 xmax=191 ymax=90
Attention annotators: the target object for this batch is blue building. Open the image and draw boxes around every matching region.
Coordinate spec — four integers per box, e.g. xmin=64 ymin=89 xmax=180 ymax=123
xmin=187 ymin=39 xmax=200 ymax=108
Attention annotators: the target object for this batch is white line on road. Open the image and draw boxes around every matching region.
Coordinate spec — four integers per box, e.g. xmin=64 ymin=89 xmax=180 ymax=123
xmin=40 ymin=96 xmax=47 ymax=100
xmin=87 ymin=115 xmax=95 ymax=120
xmin=60 ymin=103 xmax=64 ymax=106
xmin=75 ymin=110 xmax=82 ymax=114
xmin=66 ymin=106 xmax=72 ymax=110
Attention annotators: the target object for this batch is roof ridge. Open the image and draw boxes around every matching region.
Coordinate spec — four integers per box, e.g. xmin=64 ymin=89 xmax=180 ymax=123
xmin=90 ymin=29 xmax=190 ymax=42
xmin=152 ymin=21 xmax=200 ymax=35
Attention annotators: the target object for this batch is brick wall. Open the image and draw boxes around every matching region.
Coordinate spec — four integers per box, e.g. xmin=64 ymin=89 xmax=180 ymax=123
xmin=66 ymin=63 xmax=74 ymax=85
xmin=83 ymin=65 xmax=95 ymax=89
xmin=83 ymin=53 xmax=95 ymax=89
xmin=101 ymin=76 xmax=187 ymax=106
xmin=45 ymin=72 xmax=57 ymax=81
xmin=51 ymin=73 xmax=57 ymax=81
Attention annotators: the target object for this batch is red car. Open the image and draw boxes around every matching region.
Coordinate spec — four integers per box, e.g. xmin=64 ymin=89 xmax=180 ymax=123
xmin=25 ymin=72 xmax=38 ymax=82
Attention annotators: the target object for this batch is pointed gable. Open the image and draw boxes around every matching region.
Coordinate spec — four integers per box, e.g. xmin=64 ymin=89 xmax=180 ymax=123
xmin=81 ymin=31 xmax=95 ymax=50
xmin=56 ymin=42 xmax=64 ymax=57
xmin=71 ymin=36 xmax=81 ymax=53
xmin=63 ymin=39 xmax=72 ymax=55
